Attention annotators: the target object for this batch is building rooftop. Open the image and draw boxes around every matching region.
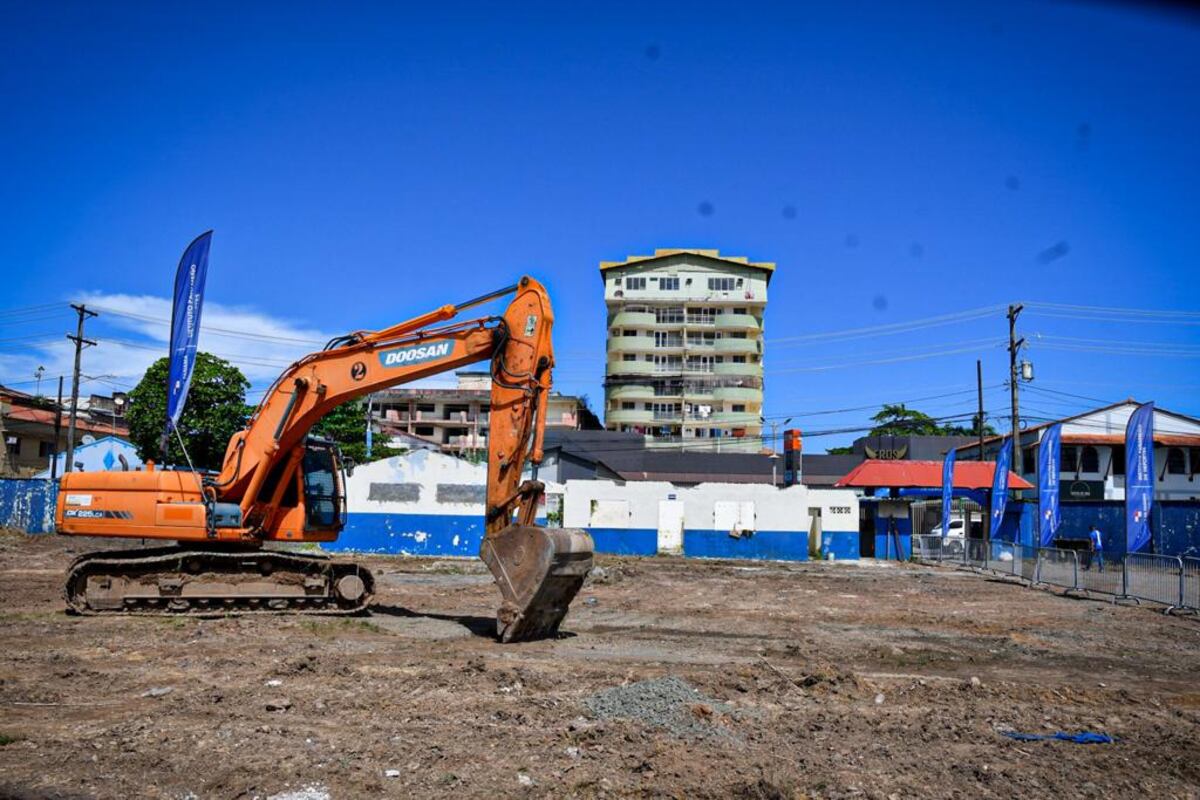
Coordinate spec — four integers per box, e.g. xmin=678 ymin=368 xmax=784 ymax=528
xmin=598 ymin=248 xmax=775 ymax=280
xmin=835 ymin=460 xmax=1033 ymax=490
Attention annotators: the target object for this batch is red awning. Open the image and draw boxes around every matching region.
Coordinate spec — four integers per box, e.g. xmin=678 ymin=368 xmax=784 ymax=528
xmin=834 ymin=459 xmax=1033 ymax=490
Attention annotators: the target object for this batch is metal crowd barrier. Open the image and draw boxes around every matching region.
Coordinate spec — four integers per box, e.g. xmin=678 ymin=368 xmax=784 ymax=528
xmin=1121 ymin=553 xmax=1184 ymax=611
xmin=909 ymin=537 xmax=1200 ymax=613
xmin=1035 ymin=547 xmax=1078 ymax=592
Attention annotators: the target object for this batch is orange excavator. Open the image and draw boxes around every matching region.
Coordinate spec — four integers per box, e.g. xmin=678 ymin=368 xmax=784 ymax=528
xmin=54 ymin=277 xmax=594 ymax=642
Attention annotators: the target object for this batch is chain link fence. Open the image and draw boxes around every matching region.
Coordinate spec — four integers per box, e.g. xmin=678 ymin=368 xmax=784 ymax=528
xmin=910 ymin=535 xmax=1200 ymax=613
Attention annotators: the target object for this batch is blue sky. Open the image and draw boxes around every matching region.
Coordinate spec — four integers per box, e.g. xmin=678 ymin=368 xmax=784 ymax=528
xmin=2 ymin=2 xmax=1199 ymax=449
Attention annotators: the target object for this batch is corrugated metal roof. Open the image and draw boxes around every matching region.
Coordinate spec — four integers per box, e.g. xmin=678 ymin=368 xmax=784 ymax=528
xmin=835 ymin=459 xmax=1033 ymax=490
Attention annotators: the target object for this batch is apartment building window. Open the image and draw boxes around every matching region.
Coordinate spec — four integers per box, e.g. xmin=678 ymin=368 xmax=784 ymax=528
xmin=655 ymin=306 xmax=684 ymax=324
xmin=655 ymin=331 xmax=682 ymax=347
xmin=626 ymin=277 xmax=647 ymax=290
xmin=732 ymin=404 xmax=746 ymax=412
xmin=731 ymin=355 xmax=747 ymax=363
xmin=708 ymin=277 xmax=736 ymax=291
xmin=651 ymin=403 xmax=679 ymax=419
xmin=660 ymin=277 xmax=680 ymax=290
xmin=622 ymin=353 xmax=637 ymax=362
xmin=621 ymin=402 xmax=635 ymax=410
xmin=653 ymin=355 xmax=683 ymax=372
xmin=621 ymin=329 xmax=639 ymax=336
xmin=686 ymin=356 xmax=714 ymax=373
xmin=686 ymin=332 xmax=715 ymax=346
xmin=687 ymin=307 xmax=716 ymax=324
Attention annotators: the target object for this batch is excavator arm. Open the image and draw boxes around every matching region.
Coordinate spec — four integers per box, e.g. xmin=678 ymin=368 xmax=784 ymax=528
xmin=56 ymin=276 xmax=593 ymax=641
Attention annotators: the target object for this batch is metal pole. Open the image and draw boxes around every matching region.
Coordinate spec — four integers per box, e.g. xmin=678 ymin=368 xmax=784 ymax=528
xmin=1007 ymin=304 xmax=1024 ymax=479
xmin=65 ymin=304 xmax=98 ymax=473
xmin=978 ymin=359 xmax=989 ymax=542
xmin=51 ymin=376 xmax=64 ymax=481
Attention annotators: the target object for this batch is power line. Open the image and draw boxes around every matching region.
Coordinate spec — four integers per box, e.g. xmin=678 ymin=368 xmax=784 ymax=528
xmin=761 ymin=383 xmax=1007 ymax=421
xmin=765 ymin=304 xmax=1004 ymax=347
xmin=1024 ymin=301 xmax=1200 ymax=319
xmin=770 ymin=340 xmax=1006 ymax=373
xmin=84 ymin=305 xmax=327 ymax=346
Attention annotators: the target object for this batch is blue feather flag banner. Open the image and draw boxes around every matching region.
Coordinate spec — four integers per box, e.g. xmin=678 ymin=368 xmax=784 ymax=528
xmin=989 ymin=436 xmax=1011 ymax=534
xmin=164 ymin=231 xmax=213 ymax=443
xmin=1038 ymin=424 xmax=1062 ymax=547
xmin=941 ymin=447 xmax=956 ymax=536
xmin=1125 ymin=403 xmax=1155 ymax=553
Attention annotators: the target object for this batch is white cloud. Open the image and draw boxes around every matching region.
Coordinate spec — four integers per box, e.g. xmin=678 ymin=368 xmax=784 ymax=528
xmin=0 ymin=292 xmax=460 ymax=400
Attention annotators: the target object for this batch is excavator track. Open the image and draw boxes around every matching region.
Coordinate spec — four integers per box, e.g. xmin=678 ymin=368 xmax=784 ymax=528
xmin=64 ymin=546 xmax=375 ymax=615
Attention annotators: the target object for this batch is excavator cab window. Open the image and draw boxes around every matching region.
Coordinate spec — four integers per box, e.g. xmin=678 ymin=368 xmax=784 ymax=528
xmin=302 ymin=439 xmax=346 ymax=531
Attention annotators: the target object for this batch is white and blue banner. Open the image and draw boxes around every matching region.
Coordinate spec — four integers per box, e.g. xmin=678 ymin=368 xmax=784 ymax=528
xmin=1038 ymin=423 xmax=1062 ymax=546
xmin=941 ymin=447 xmax=956 ymax=535
xmin=1125 ymin=402 xmax=1155 ymax=553
xmin=164 ymin=231 xmax=213 ymax=441
xmin=989 ymin=436 xmax=1011 ymax=533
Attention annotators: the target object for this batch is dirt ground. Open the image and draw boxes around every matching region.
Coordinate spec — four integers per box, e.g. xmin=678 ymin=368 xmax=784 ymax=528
xmin=1 ymin=531 xmax=1199 ymax=800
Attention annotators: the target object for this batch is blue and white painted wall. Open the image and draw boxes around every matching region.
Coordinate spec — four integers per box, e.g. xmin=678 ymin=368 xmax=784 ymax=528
xmin=325 ymin=450 xmax=858 ymax=562
xmin=563 ymin=479 xmax=860 ymax=562
xmin=562 ymin=480 xmax=674 ymax=556
xmin=808 ymin=489 xmax=862 ymax=560
xmin=324 ymin=449 xmax=561 ymax=557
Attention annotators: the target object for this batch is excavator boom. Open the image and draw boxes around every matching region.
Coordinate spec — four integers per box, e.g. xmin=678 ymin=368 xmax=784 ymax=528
xmin=56 ymin=277 xmax=593 ymax=640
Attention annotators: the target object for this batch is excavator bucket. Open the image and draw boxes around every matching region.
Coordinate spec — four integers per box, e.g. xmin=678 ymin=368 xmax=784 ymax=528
xmin=480 ymin=524 xmax=594 ymax=642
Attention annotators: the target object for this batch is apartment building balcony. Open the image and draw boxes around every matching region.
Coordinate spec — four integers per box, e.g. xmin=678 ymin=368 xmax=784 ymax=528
xmin=611 ymin=310 xmax=657 ymax=327
xmin=608 ymin=384 xmax=658 ymax=402
xmin=714 ymin=314 xmax=760 ymax=332
xmin=390 ymin=410 xmax=485 ymax=424
xmin=607 ymin=408 xmax=657 ymax=425
xmin=712 ymin=411 xmax=760 ymax=425
xmin=714 ymin=386 xmax=761 ymax=404
xmin=714 ymin=337 xmax=759 ymax=355
xmin=607 ymin=359 xmax=658 ymax=376
xmin=445 ymin=434 xmax=487 ymax=449
xmin=607 ymin=337 xmax=657 ymax=354
xmin=714 ymin=362 xmax=763 ymax=378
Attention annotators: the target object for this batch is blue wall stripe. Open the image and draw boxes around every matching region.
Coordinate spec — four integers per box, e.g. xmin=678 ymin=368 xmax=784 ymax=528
xmin=821 ymin=530 xmax=859 ymax=560
xmin=683 ymin=529 xmax=809 ymax=561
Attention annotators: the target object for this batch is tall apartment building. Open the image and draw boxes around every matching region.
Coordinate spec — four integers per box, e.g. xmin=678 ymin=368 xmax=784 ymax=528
xmin=601 ymin=248 xmax=771 ymax=452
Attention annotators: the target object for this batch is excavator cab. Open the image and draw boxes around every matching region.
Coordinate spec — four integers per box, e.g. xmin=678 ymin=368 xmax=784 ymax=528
xmin=299 ymin=438 xmax=347 ymax=532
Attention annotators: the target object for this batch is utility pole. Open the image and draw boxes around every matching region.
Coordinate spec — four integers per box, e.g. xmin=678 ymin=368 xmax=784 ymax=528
xmin=0 ymin=392 xmax=9 ymax=476
xmin=1007 ymin=304 xmax=1025 ymax=477
xmin=65 ymin=304 xmax=98 ymax=473
xmin=976 ymin=359 xmax=985 ymax=460
xmin=51 ymin=376 xmax=64 ymax=481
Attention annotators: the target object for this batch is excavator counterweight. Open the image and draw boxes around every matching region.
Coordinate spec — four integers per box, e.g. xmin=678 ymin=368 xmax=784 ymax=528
xmin=55 ymin=277 xmax=593 ymax=641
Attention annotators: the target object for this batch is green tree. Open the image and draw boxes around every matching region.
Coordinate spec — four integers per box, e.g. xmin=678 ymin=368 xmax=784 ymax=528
xmin=942 ymin=412 xmax=998 ymax=438
xmin=869 ymin=404 xmax=998 ymax=438
xmin=126 ymin=353 xmax=251 ymax=470
xmin=869 ymin=403 xmax=945 ymax=436
xmin=826 ymin=445 xmax=854 ymax=455
xmin=311 ymin=399 xmax=402 ymax=465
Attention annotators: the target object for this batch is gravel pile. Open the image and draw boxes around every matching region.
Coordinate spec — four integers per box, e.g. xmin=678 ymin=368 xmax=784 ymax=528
xmin=583 ymin=676 xmax=736 ymax=739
